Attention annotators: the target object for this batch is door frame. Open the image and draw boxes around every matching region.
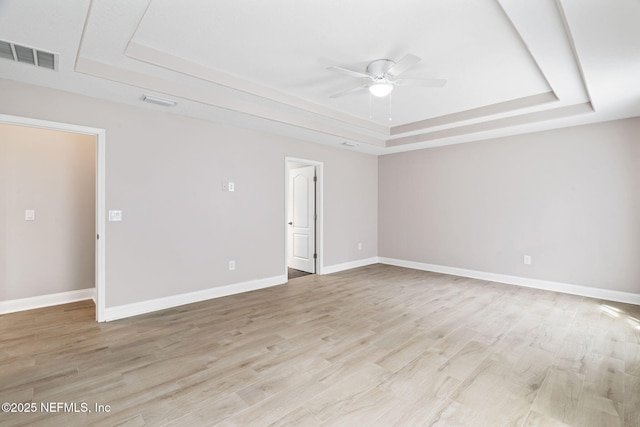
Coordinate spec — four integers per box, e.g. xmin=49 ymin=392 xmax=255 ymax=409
xmin=285 ymin=157 xmax=323 ymax=276
xmin=0 ymin=114 xmax=106 ymax=322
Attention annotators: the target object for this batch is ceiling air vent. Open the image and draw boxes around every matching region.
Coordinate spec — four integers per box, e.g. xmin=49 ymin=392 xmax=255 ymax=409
xmin=141 ymin=94 xmax=177 ymax=107
xmin=0 ymin=40 xmax=57 ymax=70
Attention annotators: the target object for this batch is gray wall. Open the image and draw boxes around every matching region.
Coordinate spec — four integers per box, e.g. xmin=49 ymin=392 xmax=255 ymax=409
xmin=0 ymin=123 xmax=96 ymax=300
xmin=3 ymin=77 xmax=638 ymax=308
xmin=379 ymin=117 xmax=640 ymax=293
xmin=0 ymin=79 xmax=378 ymax=307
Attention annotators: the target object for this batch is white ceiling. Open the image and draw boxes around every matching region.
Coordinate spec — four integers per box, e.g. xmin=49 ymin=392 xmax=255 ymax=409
xmin=1 ymin=0 xmax=639 ymax=155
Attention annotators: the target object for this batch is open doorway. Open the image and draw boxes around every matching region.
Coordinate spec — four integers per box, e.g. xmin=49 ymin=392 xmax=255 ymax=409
xmin=285 ymin=157 xmax=323 ymax=280
xmin=0 ymin=114 xmax=106 ymax=321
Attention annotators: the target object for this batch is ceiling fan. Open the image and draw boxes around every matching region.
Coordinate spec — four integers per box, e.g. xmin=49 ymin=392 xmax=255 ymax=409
xmin=327 ymin=54 xmax=446 ymax=99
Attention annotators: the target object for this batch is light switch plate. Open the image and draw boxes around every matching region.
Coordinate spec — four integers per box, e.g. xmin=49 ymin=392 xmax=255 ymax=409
xmin=25 ymin=209 xmax=35 ymax=221
xmin=109 ymin=210 xmax=123 ymax=222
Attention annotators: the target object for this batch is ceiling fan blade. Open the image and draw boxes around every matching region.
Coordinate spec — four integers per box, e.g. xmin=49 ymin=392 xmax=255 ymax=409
xmin=386 ymin=54 xmax=421 ymax=77
xmin=395 ymin=78 xmax=447 ymax=88
xmin=329 ymin=84 xmax=369 ymax=99
xmin=327 ymin=66 xmax=371 ymax=80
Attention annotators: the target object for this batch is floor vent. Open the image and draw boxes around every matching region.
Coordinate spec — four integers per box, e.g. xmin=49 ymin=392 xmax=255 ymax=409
xmin=0 ymin=40 xmax=56 ymax=70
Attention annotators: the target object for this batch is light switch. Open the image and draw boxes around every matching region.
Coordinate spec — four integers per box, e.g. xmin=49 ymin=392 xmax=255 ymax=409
xmin=109 ymin=210 xmax=123 ymax=222
xmin=25 ymin=210 xmax=35 ymax=221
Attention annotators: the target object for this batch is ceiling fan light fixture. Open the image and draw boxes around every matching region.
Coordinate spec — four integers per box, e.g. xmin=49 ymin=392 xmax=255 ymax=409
xmin=369 ymin=81 xmax=393 ymax=97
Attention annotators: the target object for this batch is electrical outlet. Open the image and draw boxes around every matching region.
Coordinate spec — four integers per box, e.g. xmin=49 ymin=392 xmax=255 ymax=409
xmin=524 ymin=255 xmax=532 ymax=265
xmin=228 ymin=260 xmax=235 ymax=270
xmin=228 ymin=182 xmax=235 ymax=192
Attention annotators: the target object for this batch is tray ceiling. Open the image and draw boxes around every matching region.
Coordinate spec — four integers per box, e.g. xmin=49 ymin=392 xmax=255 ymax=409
xmin=0 ymin=0 xmax=638 ymax=154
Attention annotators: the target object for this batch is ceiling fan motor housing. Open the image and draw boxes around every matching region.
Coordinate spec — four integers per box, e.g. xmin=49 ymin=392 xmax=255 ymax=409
xmin=366 ymin=59 xmax=395 ymax=79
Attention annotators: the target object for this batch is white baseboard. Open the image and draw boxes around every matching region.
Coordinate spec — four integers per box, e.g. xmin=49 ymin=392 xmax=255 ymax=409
xmin=0 ymin=288 xmax=96 ymax=315
xmin=322 ymin=257 xmax=380 ymax=275
xmin=379 ymin=257 xmax=640 ymax=306
xmin=103 ymin=275 xmax=287 ymax=322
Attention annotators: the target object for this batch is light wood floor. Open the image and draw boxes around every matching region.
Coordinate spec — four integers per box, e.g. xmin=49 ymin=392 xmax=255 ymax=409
xmin=1 ymin=264 xmax=640 ymax=426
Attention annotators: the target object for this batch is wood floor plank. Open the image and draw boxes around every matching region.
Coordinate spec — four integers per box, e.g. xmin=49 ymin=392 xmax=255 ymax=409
xmin=530 ymin=367 xmax=584 ymax=425
xmin=523 ymin=410 xmax=572 ymax=426
xmin=582 ymin=353 xmax=625 ymax=405
xmin=449 ymin=354 xmax=537 ymax=426
xmin=436 ymin=340 xmax=490 ymax=381
xmin=574 ymin=393 xmax=622 ymax=427
xmin=267 ymin=407 xmax=320 ymax=427
xmin=1 ymin=264 xmax=640 ymax=426
xmin=301 ymin=363 xmax=389 ymax=423
xmin=624 ymin=374 xmax=640 ymax=427
xmin=625 ymin=342 xmax=640 ymax=376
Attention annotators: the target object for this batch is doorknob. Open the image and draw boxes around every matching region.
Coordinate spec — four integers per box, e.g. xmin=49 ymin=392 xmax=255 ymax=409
xmin=288 ymin=222 xmax=293 ymax=225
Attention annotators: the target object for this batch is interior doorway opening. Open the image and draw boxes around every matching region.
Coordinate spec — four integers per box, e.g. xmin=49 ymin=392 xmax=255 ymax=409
xmin=285 ymin=157 xmax=323 ymax=280
xmin=0 ymin=114 xmax=106 ymax=321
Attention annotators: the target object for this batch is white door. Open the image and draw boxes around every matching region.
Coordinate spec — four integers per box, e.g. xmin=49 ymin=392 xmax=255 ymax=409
xmin=288 ymin=166 xmax=316 ymax=273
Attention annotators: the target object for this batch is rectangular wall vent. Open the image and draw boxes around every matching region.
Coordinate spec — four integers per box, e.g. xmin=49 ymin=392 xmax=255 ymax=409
xmin=141 ymin=94 xmax=177 ymax=107
xmin=0 ymin=40 xmax=57 ymax=70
